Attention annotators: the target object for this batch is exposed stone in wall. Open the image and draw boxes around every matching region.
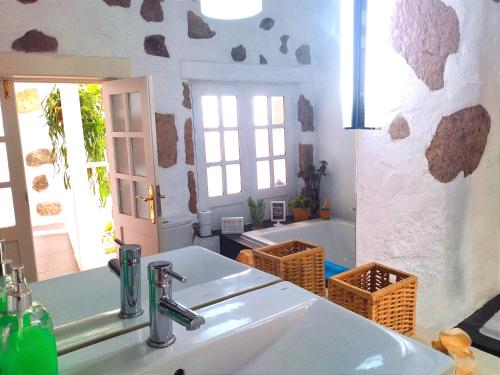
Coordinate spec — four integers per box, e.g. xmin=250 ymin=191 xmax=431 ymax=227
xmin=295 ymin=45 xmax=311 ymax=65
xmin=141 ymin=0 xmax=164 ymax=22
xmin=182 ymin=82 xmax=192 ymax=109
xmin=259 ymin=55 xmax=268 ymax=65
xmin=26 ymin=148 xmax=56 ymax=167
xmin=37 ymin=202 xmax=62 ymax=216
xmin=299 ymin=144 xmax=314 ymax=172
xmin=12 ymin=30 xmax=58 ymax=53
xmin=297 ymin=95 xmax=314 ymax=132
xmin=389 ymin=116 xmax=410 ymax=140
xmin=187 ymin=171 xmax=197 ymax=213
xmin=426 ymin=105 xmax=491 ymax=183
xmin=260 ymin=18 xmax=275 ymax=30
xmin=144 ymin=35 xmax=169 ymax=58
xmin=391 ymin=0 xmax=460 ymax=91
xmin=102 ymin=0 xmax=130 ymax=7
xmin=32 ymin=175 xmax=48 ymax=192
xmin=188 ymin=11 xmax=216 ymax=39
xmin=16 ymin=88 xmax=40 ymax=114
xmin=155 ymin=113 xmax=178 ymax=168
xmin=231 ymin=45 xmax=246 ymax=62
xmin=184 ymin=118 xmax=195 ymax=165
xmin=279 ymin=35 xmax=289 ymax=54
xmin=17 ymin=0 xmax=37 ymax=4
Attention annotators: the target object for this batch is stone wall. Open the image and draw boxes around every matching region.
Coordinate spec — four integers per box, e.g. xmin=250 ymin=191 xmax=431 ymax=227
xmin=357 ymin=0 xmax=500 ymax=330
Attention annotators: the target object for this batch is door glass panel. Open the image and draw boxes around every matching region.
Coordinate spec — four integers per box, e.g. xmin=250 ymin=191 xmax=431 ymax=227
xmin=111 ymin=94 xmax=127 ymax=132
xmin=0 ymin=106 xmax=4 ymax=137
xmin=201 ymin=96 xmax=219 ymax=128
xmin=221 ymin=96 xmax=237 ymax=128
xmin=226 ymin=164 xmax=241 ymax=194
xmin=134 ymin=182 xmax=150 ymax=220
xmin=128 ymin=92 xmax=143 ymax=132
xmin=223 ymin=131 xmax=240 ymax=162
xmin=117 ymin=179 xmax=132 ymax=215
xmin=271 ymin=96 xmax=284 ymax=125
xmin=272 ymin=128 xmax=285 ymax=156
xmin=0 ymin=143 xmax=10 ymax=183
xmin=0 ymin=188 xmax=16 ymax=228
xmin=273 ymin=159 xmax=287 ymax=187
xmin=255 ymin=129 xmax=269 ymax=158
xmin=253 ymin=96 xmax=268 ymax=126
xmin=204 ymin=132 xmax=221 ymax=163
xmin=114 ymin=137 xmax=129 ymax=174
xmin=131 ymin=138 xmax=146 ymax=177
xmin=207 ymin=166 xmax=223 ymax=197
xmin=257 ymin=160 xmax=270 ymax=190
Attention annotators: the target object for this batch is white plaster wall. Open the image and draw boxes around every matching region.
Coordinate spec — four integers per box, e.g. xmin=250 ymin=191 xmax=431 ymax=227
xmin=0 ymin=0 xmax=350 ymax=225
xmin=356 ymin=0 xmax=500 ymax=331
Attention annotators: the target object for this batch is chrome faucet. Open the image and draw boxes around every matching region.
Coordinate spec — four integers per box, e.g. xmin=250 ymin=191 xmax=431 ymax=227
xmin=108 ymin=240 xmax=143 ymax=319
xmin=147 ymin=261 xmax=205 ymax=348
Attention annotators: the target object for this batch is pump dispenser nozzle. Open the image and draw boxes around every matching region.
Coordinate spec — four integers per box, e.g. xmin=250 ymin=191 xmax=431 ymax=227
xmin=6 ymin=265 xmax=32 ymax=316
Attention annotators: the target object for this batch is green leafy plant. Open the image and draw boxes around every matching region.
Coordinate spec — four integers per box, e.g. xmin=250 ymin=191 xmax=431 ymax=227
xmin=297 ymin=161 xmax=328 ymax=216
xmin=43 ymin=84 xmax=110 ymax=206
xmin=288 ymin=195 xmax=312 ymax=209
xmin=247 ymin=196 xmax=265 ymax=228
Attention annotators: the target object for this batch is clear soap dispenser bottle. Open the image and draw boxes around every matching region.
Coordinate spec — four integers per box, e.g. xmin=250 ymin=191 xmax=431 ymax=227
xmin=0 ymin=240 xmax=13 ymax=314
xmin=1 ymin=266 xmax=58 ymax=375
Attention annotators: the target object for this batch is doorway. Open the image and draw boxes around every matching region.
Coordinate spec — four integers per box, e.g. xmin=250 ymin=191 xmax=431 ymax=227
xmin=13 ymin=82 xmax=115 ymax=280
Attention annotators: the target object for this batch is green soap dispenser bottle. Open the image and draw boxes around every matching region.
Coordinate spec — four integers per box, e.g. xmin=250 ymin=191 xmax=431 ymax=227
xmin=1 ymin=266 xmax=58 ymax=375
xmin=0 ymin=240 xmax=13 ymax=315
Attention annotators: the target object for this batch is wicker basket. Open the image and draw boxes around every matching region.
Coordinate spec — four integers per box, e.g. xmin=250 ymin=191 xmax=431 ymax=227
xmin=328 ymin=262 xmax=417 ymax=336
xmin=253 ymin=241 xmax=325 ymax=296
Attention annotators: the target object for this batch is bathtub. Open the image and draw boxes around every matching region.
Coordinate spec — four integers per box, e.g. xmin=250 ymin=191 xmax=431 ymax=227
xmin=242 ymin=218 xmax=356 ymax=269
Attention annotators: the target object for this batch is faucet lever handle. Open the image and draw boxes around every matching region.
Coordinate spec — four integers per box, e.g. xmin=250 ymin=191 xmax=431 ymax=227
xmin=166 ymin=269 xmax=186 ymax=283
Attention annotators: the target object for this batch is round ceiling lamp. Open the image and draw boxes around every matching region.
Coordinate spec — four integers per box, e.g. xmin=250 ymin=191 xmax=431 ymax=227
xmin=200 ymin=0 xmax=263 ymax=20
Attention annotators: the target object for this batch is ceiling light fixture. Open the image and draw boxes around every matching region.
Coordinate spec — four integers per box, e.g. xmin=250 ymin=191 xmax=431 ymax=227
xmin=200 ymin=0 xmax=263 ymax=20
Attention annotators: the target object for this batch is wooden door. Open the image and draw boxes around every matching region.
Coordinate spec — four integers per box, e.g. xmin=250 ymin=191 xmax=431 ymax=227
xmin=102 ymin=77 xmax=160 ymax=256
xmin=0 ymin=81 xmax=37 ymax=281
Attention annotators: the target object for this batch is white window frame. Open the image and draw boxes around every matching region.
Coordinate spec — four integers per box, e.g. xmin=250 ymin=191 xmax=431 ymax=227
xmin=191 ymin=81 xmax=297 ymax=211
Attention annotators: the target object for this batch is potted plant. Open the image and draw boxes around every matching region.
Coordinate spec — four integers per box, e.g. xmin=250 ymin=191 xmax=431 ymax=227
xmin=288 ymin=195 xmax=312 ymax=222
xmin=298 ymin=161 xmax=328 ymax=217
xmin=247 ymin=196 xmax=265 ymax=229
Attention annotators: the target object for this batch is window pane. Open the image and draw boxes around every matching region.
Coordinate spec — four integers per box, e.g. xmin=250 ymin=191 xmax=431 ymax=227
xmin=114 ymin=137 xmax=129 ymax=174
xmin=257 ymin=160 xmax=270 ymax=190
xmin=226 ymin=164 xmax=241 ymax=194
xmin=118 ymin=179 xmax=132 ymax=215
xmin=0 ymin=188 xmax=15 ymax=228
xmin=128 ymin=92 xmax=143 ymax=132
xmin=272 ymin=128 xmax=285 ymax=156
xmin=0 ymin=143 xmax=10 ymax=183
xmin=131 ymin=138 xmax=146 ymax=177
xmin=201 ymin=96 xmax=219 ymax=128
xmin=134 ymin=182 xmax=150 ymax=220
xmin=221 ymin=96 xmax=237 ymax=128
xmin=271 ymin=96 xmax=284 ymax=125
xmin=255 ymin=129 xmax=269 ymax=158
xmin=111 ymin=94 xmax=126 ymax=132
xmin=274 ymin=159 xmax=287 ymax=187
xmin=204 ymin=132 xmax=221 ymax=163
xmin=224 ymin=131 xmax=240 ymax=162
xmin=253 ymin=96 xmax=268 ymax=126
xmin=0 ymin=106 xmax=4 ymax=137
xmin=207 ymin=166 xmax=223 ymax=197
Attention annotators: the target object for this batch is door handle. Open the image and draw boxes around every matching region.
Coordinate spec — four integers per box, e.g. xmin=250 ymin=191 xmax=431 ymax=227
xmin=135 ymin=185 xmax=156 ymax=224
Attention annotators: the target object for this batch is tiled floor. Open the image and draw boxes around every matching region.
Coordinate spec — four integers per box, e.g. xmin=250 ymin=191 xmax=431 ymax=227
xmin=34 ymin=230 xmax=79 ymax=281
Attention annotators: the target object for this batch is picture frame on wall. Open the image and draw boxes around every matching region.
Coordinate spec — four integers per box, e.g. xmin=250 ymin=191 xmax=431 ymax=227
xmin=271 ymin=201 xmax=286 ymax=225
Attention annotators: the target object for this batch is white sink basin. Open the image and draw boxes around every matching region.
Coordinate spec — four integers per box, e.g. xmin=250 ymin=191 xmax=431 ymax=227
xmin=30 ymin=246 xmax=279 ymax=354
xmin=59 ymin=282 xmax=453 ymax=375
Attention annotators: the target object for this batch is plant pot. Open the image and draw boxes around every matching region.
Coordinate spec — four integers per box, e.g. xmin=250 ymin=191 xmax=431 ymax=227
xmin=292 ymin=207 xmax=310 ymax=222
